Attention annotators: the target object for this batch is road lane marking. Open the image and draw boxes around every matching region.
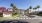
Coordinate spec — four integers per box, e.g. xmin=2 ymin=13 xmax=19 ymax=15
xmin=20 ymin=18 xmax=22 ymax=19
xmin=26 ymin=18 xmax=28 ymax=19
xmin=16 ymin=17 xmax=20 ymax=19
xmin=23 ymin=18 xmax=25 ymax=19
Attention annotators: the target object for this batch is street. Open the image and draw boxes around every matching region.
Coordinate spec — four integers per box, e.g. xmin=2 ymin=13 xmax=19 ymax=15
xmin=0 ymin=15 xmax=42 ymax=23
xmin=13 ymin=15 xmax=42 ymax=23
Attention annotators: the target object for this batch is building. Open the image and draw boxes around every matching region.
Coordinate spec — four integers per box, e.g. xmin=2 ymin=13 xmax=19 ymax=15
xmin=0 ymin=7 xmax=6 ymax=17
xmin=0 ymin=7 xmax=13 ymax=17
xmin=3 ymin=8 xmax=13 ymax=17
xmin=3 ymin=11 xmax=12 ymax=17
xmin=0 ymin=7 xmax=6 ymax=12
xmin=17 ymin=9 xmax=24 ymax=14
xmin=7 ymin=8 xmax=13 ymax=12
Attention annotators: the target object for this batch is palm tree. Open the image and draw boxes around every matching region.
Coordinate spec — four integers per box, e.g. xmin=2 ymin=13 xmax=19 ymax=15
xmin=11 ymin=3 xmax=17 ymax=10
xmin=33 ymin=5 xmax=40 ymax=12
xmin=25 ymin=6 xmax=32 ymax=16
xmin=36 ymin=5 xmax=40 ymax=8
xmin=29 ymin=6 xmax=32 ymax=13
xmin=33 ymin=7 xmax=37 ymax=10
xmin=10 ymin=3 xmax=18 ymax=16
xmin=11 ymin=3 xmax=14 ymax=7
xmin=29 ymin=6 xmax=32 ymax=9
xmin=13 ymin=6 xmax=18 ymax=10
xmin=36 ymin=5 xmax=40 ymax=11
xmin=33 ymin=5 xmax=40 ymax=10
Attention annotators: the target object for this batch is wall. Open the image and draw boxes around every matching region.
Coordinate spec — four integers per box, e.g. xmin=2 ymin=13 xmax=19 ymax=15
xmin=3 ymin=13 xmax=12 ymax=17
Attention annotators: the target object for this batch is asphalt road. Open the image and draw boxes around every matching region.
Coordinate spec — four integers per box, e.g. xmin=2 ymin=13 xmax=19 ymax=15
xmin=0 ymin=15 xmax=42 ymax=23
xmin=13 ymin=15 xmax=42 ymax=23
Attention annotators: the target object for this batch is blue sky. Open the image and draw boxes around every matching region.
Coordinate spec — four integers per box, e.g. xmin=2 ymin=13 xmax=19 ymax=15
xmin=0 ymin=0 xmax=42 ymax=10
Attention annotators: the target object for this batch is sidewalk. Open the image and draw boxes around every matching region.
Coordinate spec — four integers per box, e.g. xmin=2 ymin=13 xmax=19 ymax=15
xmin=12 ymin=14 xmax=20 ymax=18
xmin=0 ymin=17 xmax=13 ymax=21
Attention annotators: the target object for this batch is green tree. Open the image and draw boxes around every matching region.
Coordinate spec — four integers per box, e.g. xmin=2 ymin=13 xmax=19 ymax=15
xmin=37 ymin=11 xmax=42 ymax=16
xmin=29 ymin=6 xmax=32 ymax=9
xmin=33 ymin=5 xmax=40 ymax=9
xmin=13 ymin=6 xmax=18 ymax=10
xmin=33 ymin=5 xmax=40 ymax=11
xmin=11 ymin=3 xmax=14 ymax=7
xmin=33 ymin=7 xmax=37 ymax=10
xmin=36 ymin=5 xmax=40 ymax=8
xmin=11 ymin=3 xmax=17 ymax=10
xmin=10 ymin=3 xmax=18 ymax=16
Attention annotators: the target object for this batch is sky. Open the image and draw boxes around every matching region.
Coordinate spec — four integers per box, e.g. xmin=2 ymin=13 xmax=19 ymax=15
xmin=0 ymin=0 xmax=42 ymax=10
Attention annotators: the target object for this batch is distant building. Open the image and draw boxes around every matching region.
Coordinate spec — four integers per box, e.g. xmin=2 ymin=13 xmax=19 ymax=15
xmin=17 ymin=9 xmax=24 ymax=14
xmin=7 ymin=8 xmax=13 ymax=12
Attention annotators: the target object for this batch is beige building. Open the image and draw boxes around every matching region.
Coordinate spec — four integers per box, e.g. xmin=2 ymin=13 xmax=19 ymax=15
xmin=3 ymin=11 xmax=12 ymax=17
xmin=7 ymin=8 xmax=13 ymax=12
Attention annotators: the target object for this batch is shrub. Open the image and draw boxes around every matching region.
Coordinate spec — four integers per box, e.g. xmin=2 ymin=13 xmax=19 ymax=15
xmin=37 ymin=11 xmax=42 ymax=16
